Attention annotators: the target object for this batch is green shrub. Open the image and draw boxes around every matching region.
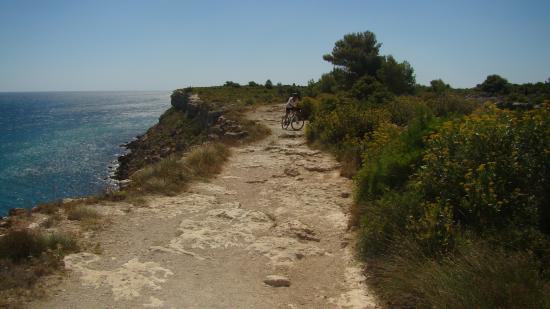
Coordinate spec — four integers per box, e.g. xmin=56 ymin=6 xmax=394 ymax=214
xmin=296 ymin=97 xmax=319 ymax=120
xmin=305 ymin=96 xmax=390 ymax=178
xmin=190 ymin=84 xmax=300 ymax=106
xmin=359 ymin=190 xmax=423 ymax=257
xmin=424 ymin=93 xmax=478 ymax=116
xmin=355 ymin=112 xmax=438 ymax=202
xmin=386 ymin=96 xmax=430 ymax=126
xmin=306 ymin=96 xmax=389 ymax=148
xmin=351 ymin=75 xmax=389 ymax=100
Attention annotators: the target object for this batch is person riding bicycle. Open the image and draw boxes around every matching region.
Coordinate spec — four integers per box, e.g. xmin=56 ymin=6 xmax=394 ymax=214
xmin=285 ymin=93 xmax=299 ymax=116
xmin=281 ymin=93 xmax=305 ymax=130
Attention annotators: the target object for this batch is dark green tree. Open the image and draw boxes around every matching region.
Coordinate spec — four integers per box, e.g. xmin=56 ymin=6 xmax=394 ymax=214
xmin=224 ymin=81 xmax=240 ymax=88
xmin=430 ymin=79 xmax=451 ymax=94
xmin=317 ymin=72 xmax=338 ymax=93
xmin=376 ymin=56 xmax=415 ymax=95
xmin=479 ymin=74 xmax=510 ymax=95
xmin=351 ymin=75 xmax=386 ymax=100
xmin=304 ymin=79 xmax=318 ymax=97
xmin=265 ymin=79 xmax=273 ymax=89
xmin=248 ymin=81 xmax=259 ymax=87
xmin=323 ymin=31 xmax=383 ymax=84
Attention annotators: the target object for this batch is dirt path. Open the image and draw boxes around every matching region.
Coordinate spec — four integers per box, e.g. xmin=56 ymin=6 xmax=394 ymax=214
xmin=29 ymin=105 xmax=377 ymax=309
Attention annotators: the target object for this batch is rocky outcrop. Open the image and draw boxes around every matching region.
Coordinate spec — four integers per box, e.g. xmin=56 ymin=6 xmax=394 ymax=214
xmin=173 ymin=92 xmax=223 ymax=126
xmin=207 ymin=116 xmax=249 ymax=140
xmin=115 ymin=93 xmax=215 ymax=180
xmin=115 ymin=92 xmax=250 ymax=180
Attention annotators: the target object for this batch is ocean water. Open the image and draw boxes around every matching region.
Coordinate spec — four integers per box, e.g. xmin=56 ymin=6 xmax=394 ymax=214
xmin=0 ymin=91 xmax=170 ymax=216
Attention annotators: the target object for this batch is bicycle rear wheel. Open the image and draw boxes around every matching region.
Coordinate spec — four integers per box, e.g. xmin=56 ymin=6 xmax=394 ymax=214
xmin=290 ymin=114 xmax=304 ymax=130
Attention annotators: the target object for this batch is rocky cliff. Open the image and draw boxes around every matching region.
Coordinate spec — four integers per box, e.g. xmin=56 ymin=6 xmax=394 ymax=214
xmin=115 ymin=91 xmax=249 ymax=180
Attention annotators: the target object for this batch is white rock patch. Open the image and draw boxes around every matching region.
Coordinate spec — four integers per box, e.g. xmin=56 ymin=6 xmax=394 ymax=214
xmin=64 ymin=253 xmax=173 ymax=301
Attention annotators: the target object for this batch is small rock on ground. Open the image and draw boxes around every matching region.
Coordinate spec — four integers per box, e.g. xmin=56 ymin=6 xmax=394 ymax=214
xmin=264 ymin=275 xmax=291 ymax=287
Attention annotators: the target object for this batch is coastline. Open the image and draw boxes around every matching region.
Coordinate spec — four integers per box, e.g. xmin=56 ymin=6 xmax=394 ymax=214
xmin=0 ymin=89 xmax=274 ymax=307
xmin=0 ymin=91 xmax=170 ymax=217
xmin=0 ymin=90 xmax=254 ymax=223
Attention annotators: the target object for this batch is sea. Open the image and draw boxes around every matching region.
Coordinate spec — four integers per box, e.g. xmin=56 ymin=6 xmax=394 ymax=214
xmin=0 ymin=91 xmax=170 ymax=216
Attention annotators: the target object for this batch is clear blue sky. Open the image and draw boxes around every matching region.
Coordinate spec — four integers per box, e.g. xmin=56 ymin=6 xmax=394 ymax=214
xmin=1 ymin=0 xmax=549 ymax=91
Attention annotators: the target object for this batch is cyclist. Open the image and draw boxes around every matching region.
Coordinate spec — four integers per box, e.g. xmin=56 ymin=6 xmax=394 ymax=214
xmin=285 ymin=93 xmax=299 ymax=116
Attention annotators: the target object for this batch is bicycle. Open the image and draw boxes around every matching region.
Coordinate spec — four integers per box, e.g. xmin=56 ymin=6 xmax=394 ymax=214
xmin=281 ymin=108 xmax=305 ymax=130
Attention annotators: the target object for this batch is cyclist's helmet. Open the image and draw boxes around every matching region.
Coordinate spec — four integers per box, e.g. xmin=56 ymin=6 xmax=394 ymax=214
xmin=292 ymin=92 xmax=299 ymax=98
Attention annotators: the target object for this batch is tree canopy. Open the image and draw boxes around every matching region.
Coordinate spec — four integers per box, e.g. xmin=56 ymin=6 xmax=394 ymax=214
xmin=430 ymin=79 xmax=451 ymax=94
xmin=323 ymin=31 xmax=383 ymax=80
xmin=377 ymin=56 xmax=415 ymax=95
xmin=321 ymin=31 xmax=416 ymax=97
xmin=478 ymin=74 xmax=510 ymax=95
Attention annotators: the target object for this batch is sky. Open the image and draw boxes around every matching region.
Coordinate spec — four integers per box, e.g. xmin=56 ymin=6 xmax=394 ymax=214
xmin=0 ymin=0 xmax=549 ymax=91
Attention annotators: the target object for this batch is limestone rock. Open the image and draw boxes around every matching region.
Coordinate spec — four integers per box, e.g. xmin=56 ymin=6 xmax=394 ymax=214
xmin=264 ymin=275 xmax=291 ymax=287
xmin=224 ymin=131 xmax=248 ymax=139
xmin=284 ymin=168 xmax=300 ymax=177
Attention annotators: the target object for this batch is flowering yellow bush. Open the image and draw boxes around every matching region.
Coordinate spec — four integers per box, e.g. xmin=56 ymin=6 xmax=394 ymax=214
xmin=414 ymin=104 xmax=550 ymax=252
xmin=305 ymin=96 xmax=390 ymax=162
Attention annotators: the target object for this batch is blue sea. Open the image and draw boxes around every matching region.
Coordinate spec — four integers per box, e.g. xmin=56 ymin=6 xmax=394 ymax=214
xmin=0 ymin=91 xmax=170 ymax=216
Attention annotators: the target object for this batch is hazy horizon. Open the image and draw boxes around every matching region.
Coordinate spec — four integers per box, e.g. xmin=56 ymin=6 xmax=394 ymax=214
xmin=1 ymin=0 xmax=549 ymax=92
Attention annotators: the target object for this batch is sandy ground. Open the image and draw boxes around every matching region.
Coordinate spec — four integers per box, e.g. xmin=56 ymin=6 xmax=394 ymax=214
xmin=28 ymin=105 xmax=378 ymax=309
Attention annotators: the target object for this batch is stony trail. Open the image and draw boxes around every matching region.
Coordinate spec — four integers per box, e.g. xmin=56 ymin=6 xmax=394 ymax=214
xmin=29 ymin=105 xmax=377 ymax=309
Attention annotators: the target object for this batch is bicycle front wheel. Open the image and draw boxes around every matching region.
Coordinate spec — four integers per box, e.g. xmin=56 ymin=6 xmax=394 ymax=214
xmin=290 ymin=115 xmax=304 ymax=130
xmin=281 ymin=115 xmax=290 ymax=130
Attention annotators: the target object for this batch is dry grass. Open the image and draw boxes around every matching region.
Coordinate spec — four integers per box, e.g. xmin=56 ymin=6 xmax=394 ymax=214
xmin=100 ymin=190 xmax=128 ymax=202
xmin=129 ymin=155 xmax=191 ymax=195
xmin=0 ymin=230 xmax=78 ymax=263
xmin=128 ymin=142 xmax=231 ymax=195
xmin=0 ymin=230 xmax=78 ymax=307
xmin=184 ymin=143 xmax=231 ymax=177
xmin=126 ymin=196 xmax=148 ymax=207
xmin=65 ymin=205 xmax=104 ymax=231
xmin=33 ymin=200 xmax=63 ymax=215
xmin=66 ymin=205 xmax=100 ymax=222
xmin=367 ymin=239 xmax=550 ymax=308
